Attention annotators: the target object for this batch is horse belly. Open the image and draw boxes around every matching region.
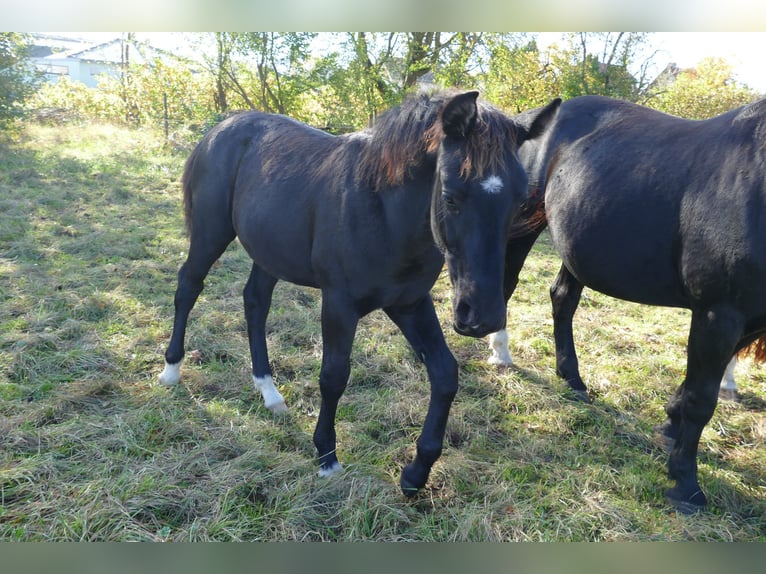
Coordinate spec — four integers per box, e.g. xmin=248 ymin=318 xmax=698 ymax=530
xmin=564 ymin=246 xmax=687 ymax=308
xmin=547 ymin=185 xmax=687 ymax=308
xmin=233 ymin=195 xmax=320 ymax=287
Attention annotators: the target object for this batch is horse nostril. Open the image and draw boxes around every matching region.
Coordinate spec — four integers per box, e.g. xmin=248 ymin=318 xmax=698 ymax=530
xmin=454 ymin=300 xmax=476 ymax=334
xmin=455 ymin=300 xmax=471 ymax=322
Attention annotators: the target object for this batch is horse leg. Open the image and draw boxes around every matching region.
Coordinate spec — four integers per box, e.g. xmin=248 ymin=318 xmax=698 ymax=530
xmin=160 ymin=231 xmax=235 ymax=385
xmin=243 ymin=264 xmax=285 ymax=414
xmin=488 ymin=231 xmax=541 ymax=366
xmin=718 ymin=356 xmax=738 ymax=400
xmin=658 ymin=354 xmax=737 ymax=444
xmin=550 ymin=264 xmax=588 ymax=399
xmin=385 ymin=296 xmax=459 ymax=496
xmin=664 ymin=306 xmax=743 ymax=513
xmin=313 ymin=292 xmax=359 ymax=477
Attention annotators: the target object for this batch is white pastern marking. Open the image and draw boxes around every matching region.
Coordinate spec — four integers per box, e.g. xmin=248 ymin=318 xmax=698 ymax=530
xmin=159 ymin=360 xmax=182 ymax=385
xmin=318 ymin=461 xmax=343 ymax=478
xmin=488 ymin=329 xmax=513 ymax=366
xmin=720 ymin=357 xmax=738 ymax=391
xmin=481 ymin=174 xmax=503 ymax=195
xmin=253 ymin=374 xmax=288 ymax=414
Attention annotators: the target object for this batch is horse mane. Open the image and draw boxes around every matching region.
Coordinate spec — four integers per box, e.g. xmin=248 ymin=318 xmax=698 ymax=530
xmin=356 ymin=90 xmax=453 ymax=190
xmin=507 ymin=184 xmax=547 ymax=240
xmin=358 ymin=89 xmax=519 ymax=190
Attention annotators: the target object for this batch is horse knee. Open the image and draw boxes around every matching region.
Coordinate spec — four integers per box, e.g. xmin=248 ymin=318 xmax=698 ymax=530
xmin=318 ymin=359 xmax=351 ymax=399
xmin=429 ymin=352 xmax=458 ymax=399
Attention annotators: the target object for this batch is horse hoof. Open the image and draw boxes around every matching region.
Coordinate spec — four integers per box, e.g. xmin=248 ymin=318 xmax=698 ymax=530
xmin=400 ymin=476 xmax=421 ymax=498
xmin=158 ymin=362 xmax=181 ymax=386
xmin=318 ymin=461 xmax=343 ymax=478
xmin=266 ymin=400 xmax=288 ymax=416
xmin=666 ymin=487 xmax=707 ymax=515
xmin=566 ymin=389 xmax=591 ymax=403
xmin=718 ymin=388 xmax=739 ymax=402
xmin=400 ymin=463 xmax=429 ymax=497
xmin=487 ymin=354 xmax=513 ymax=367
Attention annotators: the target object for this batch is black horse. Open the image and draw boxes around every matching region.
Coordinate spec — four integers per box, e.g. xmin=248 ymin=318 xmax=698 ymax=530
xmin=159 ymin=90 xmax=560 ymax=495
xmin=488 ymin=95 xmax=766 ymax=512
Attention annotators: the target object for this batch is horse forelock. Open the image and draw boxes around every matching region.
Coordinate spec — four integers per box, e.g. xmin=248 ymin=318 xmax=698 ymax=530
xmin=426 ymin=101 xmax=520 ymax=180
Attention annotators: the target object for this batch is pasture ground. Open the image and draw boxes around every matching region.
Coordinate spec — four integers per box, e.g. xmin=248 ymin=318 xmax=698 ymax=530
xmin=1 ymin=122 xmax=765 ymax=541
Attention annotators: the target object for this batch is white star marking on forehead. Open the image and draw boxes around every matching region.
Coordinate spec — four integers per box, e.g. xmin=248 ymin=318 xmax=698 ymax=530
xmin=481 ymin=175 xmax=503 ymax=194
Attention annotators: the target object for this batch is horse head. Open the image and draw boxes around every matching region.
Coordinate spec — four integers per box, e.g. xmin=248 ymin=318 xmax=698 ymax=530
xmin=430 ymin=92 xmax=561 ymax=337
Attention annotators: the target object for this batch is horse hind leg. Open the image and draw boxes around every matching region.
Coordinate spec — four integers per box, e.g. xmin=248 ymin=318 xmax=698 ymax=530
xmin=659 ymin=355 xmax=738 ymax=446
xmin=160 ymin=225 xmax=236 ymax=385
xmin=243 ymin=264 xmax=286 ymax=414
xmin=664 ymin=305 xmax=744 ymax=513
xmin=718 ymin=356 xmax=738 ymax=401
xmin=312 ymin=292 xmax=359 ymax=478
xmin=550 ymin=264 xmax=588 ymax=400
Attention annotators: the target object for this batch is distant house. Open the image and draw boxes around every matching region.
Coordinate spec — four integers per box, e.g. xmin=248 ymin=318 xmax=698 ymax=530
xmin=29 ymin=33 xmax=176 ymax=88
xmin=649 ymin=62 xmax=684 ymax=92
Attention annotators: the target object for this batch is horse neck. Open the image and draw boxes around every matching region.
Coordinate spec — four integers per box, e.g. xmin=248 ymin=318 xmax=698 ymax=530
xmin=379 ymin=167 xmax=438 ymax=246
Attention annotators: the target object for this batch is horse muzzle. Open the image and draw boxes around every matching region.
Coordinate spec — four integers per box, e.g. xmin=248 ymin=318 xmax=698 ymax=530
xmin=452 ymin=298 xmax=505 ymax=338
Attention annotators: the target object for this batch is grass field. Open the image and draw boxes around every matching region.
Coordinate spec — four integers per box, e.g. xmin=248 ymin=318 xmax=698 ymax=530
xmin=1 ymin=121 xmax=765 ymax=541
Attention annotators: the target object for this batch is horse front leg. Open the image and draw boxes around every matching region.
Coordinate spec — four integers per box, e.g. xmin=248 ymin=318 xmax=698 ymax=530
xmin=385 ymin=296 xmax=458 ymax=496
xmin=313 ymin=292 xmax=359 ymax=477
xmin=550 ymin=263 xmax=587 ymax=399
xmin=488 ymin=231 xmax=541 ymax=366
xmin=665 ymin=305 xmax=743 ymax=513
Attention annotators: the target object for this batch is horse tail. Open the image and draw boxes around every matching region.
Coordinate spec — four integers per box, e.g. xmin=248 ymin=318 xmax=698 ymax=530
xmin=738 ymin=334 xmax=766 ymax=363
xmin=181 ymin=142 xmax=202 ymax=238
xmin=508 ymin=183 xmax=547 ymax=240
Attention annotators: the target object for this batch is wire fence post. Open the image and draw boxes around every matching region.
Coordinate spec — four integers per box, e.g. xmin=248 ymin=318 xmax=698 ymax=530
xmin=163 ymin=92 xmax=169 ymax=141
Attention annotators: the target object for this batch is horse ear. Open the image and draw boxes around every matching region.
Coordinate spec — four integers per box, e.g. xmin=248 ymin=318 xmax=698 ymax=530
xmin=441 ymin=91 xmax=480 ymax=138
xmin=516 ymin=97 xmax=561 ymax=142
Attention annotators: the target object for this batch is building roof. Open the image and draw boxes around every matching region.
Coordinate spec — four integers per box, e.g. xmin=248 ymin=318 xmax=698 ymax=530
xmin=30 ymin=34 xmax=177 ymax=66
xmin=52 ymin=38 xmax=175 ymax=65
xmin=28 ymin=33 xmax=94 ymax=58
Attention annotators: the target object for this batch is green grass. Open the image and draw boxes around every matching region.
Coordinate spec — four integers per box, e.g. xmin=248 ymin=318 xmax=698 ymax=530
xmin=1 ymin=122 xmax=765 ymax=541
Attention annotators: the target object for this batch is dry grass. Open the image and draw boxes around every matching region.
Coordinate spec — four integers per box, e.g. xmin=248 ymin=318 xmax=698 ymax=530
xmin=1 ymin=122 xmax=764 ymax=541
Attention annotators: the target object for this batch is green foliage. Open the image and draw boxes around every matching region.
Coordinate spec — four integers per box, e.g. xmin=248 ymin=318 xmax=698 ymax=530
xmin=480 ymin=33 xmax=650 ymax=114
xmin=28 ymin=60 xmax=217 ymax=147
xmin=100 ymin=59 xmax=215 ymax=129
xmin=482 ymin=39 xmax=561 ymax=113
xmin=20 ymin=32 xmax=764 ymax=137
xmin=28 ymin=76 xmax=123 ymax=122
xmin=202 ymin=32 xmax=317 ymax=116
xmin=0 ymin=33 xmax=41 ymax=127
xmin=648 ymin=57 xmax=759 ymax=119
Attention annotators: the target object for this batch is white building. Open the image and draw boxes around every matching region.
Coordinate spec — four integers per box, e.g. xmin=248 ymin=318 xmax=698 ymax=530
xmin=29 ymin=34 xmax=175 ymax=88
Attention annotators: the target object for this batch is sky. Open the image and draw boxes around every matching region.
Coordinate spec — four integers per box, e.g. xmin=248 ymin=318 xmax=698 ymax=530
xmin=44 ymin=32 xmax=766 ymax=94
xmin=538 ymin=32 xmax=766 ymax=93
xmin=647 ymin=32 xmax=766 ymax=92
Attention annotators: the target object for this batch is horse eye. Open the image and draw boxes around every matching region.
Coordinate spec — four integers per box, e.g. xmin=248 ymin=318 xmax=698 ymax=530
xmin=441 ymin=191 xmax=459 ymax=213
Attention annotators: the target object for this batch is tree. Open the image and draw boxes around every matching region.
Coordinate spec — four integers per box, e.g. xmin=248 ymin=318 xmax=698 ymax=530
xmin=553 ymin=32 xmax=653 ymax=101
xmin=482 ymin=37 xmax=560 ymax=113
xmin=648 ymin=57 xmax=758 ymax=119
xmin=0 ymin=33 xmax=41 ymax=127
